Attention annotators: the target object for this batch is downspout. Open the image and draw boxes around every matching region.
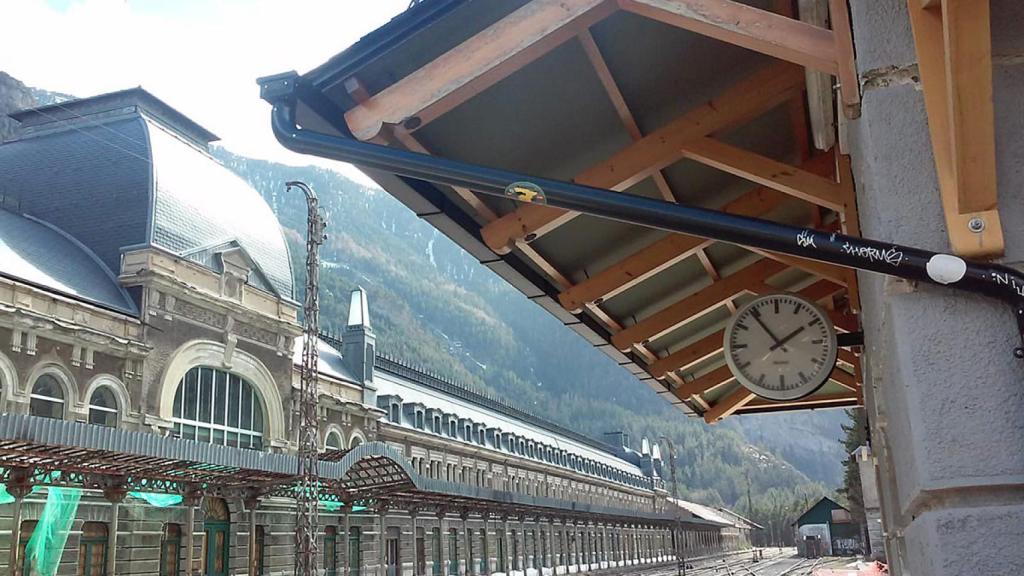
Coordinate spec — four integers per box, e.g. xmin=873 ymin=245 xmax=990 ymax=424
xmin=259 ymin=72 xmax=1024 ymax=356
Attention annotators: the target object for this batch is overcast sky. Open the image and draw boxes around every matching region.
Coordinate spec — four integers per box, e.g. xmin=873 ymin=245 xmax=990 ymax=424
xmin=1 ymin=0 xmax=410 ymax=184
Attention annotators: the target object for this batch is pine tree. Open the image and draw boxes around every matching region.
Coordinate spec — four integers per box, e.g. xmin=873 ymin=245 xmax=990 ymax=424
xmin=837 ymin=408 xmax=868 ymax=524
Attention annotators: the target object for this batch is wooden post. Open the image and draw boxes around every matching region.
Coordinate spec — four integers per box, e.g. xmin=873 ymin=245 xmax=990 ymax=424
xmin=7 ymin=472 xmax=31 ymax=576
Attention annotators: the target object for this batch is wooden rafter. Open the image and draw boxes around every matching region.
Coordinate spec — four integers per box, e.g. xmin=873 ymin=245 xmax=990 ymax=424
xmin=907 ymin=0 xmax=1003 ymax=257
xmin=617 ymin=0 xmax=838 ymax=73
xmin=704 ymin=366 xmax=856 ymax=422
xmin=557 ymin=153 xmax=836 ymax=313
xmin=610 ymin=258 xmax=788 ymax=351
xmin=676 ymin=365 xmax=733 ymax=398
xmin=743 ymin=391 xmax=859 ymax=410
xmin=704 ymin=387 xmax=755 ymax=423
xmin=578 ymin=30 xmax=677 ymax=202
xmin=617 ymin=0 xmax=861 ymax=117
xmin=679 ymin=137 xmax=846 ymax=212
xmin=481 ymin=61 xmax=806 ymax=253
xmin=651 ymin=279 xmax=844 ymax=379
xmin=341 ymin=0 xmax=615 ymax=140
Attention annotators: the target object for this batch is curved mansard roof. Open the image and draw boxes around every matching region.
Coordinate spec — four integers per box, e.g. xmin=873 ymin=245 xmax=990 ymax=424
xmin=0 ymin=89 xmax=294 ymax=307
xmin=0 ymin=209 xmax=137 ymax=315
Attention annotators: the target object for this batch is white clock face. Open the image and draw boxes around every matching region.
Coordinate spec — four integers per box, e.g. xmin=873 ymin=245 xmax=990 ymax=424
xmin=723 ymin=294 xmax=838 ymax=401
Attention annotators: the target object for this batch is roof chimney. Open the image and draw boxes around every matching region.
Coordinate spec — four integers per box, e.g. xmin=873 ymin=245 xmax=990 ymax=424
xmin=342 ymin=287 xmax=375 ymax=385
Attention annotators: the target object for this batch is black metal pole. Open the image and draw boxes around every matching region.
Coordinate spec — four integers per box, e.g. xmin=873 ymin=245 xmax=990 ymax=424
xmin=260 ymin=73 xmax=1024 ymax=348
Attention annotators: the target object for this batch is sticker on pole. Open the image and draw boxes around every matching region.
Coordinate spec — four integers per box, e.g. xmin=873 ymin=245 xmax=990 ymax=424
xmin=505 ymin=181 xmax=546 ymax=204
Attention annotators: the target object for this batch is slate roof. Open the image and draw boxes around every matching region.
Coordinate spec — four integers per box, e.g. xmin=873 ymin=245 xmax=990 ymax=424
xmin=0 ymin=89 xmax=295 ymax=308
xmin=0 ymin=209 xmax=137 ymax=315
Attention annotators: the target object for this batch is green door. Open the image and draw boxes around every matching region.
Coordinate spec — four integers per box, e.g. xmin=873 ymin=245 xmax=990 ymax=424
xmin=204 ymin=521 xmax=229 ymax=576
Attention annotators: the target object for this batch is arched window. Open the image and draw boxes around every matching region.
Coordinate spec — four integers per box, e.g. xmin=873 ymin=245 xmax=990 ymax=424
xmin=88 ymin=386 xmax=118 ymax=428
xmin=349 ymin=435 xmax=363 ymax=449
xmin=172 ymin=367 xmax=263 ymax=450
xmin=29 ymin=374 xmax=65 ymax=419
xmin=325 ymin=430 xmax=343 ymax=450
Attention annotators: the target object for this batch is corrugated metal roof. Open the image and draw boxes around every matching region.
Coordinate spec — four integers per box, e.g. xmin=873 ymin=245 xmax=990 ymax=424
xmin=0 ymin=209 xmax=137 ymax=315
xmin=0 ymin=414 xmax=705 ymax=524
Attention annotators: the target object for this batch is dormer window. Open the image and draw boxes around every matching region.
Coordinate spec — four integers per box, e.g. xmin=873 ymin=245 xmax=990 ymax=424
xmin=449 ymin=420 xmax=457 ymax=438
xmin=433 ymin=416 xmax=442 ymax=434
xmin=389 ymin=403 xmax=401 ymax=424
xmin=415 ymin=411 xmax=424 ymax=430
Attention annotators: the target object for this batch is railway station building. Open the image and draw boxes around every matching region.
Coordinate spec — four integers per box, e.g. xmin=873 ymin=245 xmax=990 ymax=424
xmin=0 ymin=89 xmax=747 ymax=576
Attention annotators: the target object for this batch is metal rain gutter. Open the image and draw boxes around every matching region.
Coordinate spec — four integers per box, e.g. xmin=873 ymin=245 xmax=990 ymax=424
xmin=259 ymin=72 xmax=1024 ymax=357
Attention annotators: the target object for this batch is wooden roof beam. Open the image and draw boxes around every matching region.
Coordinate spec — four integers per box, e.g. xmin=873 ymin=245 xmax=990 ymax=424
xmin=704 ymin=387 xmax=755 ymax=423
xmin=341 ymin=0 xmax=616 ymax=141
xmin=679 ymin=137 xmax=846 ymax=212
xmin=908 ymin=0 xmax=1003 ymax=257
xmin=618 ymin=0 xmax=839 ymax=74
xmin=610 ymin=258 xmax=787 ymax=351
xmin=578 ymin=30 xmax=677 ymax=203
xmin=558 ymin=153 xmax=837 ymax=313
xmin=481 ymin=61 xmax=806 ymax=254
xmin=743 ymin=392 xmax=859 ymax=410
xmin=650 ymin=279 xmax=845 ymax=379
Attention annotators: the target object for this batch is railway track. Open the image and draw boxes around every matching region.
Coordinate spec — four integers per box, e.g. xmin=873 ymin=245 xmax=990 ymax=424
xmin=623 ymin=549 xmax=851 ymax=576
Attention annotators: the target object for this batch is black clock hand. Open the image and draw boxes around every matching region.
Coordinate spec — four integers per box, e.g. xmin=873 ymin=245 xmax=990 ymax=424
xmin=750 ymin=312 xmax=783 ymax=345
xmin=770 ymin=326 xmax=806 ymax=351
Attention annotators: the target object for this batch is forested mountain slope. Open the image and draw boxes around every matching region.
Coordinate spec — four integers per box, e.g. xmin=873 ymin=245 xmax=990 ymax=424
xmin=214 ymin=150 xmax=849 ymax=499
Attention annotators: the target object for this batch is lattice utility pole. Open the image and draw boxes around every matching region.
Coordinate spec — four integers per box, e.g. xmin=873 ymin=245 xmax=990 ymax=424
xmin=289 ymin=180 xmax=327 ymax=576
xmin=660 ymin=436 xmax=684 ymax=576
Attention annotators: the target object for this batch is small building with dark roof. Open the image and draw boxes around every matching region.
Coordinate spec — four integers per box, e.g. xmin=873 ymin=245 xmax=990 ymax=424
xmin=793 ymin=497 xmax=862 ymax=557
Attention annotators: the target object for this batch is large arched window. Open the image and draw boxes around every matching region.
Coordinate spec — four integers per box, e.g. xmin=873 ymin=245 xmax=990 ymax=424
xmin=172 ymin=367 xmax=263 ymax=449
xmin=29 ymin=374 xmax=65 ymax=420
xmin=88 ymin=386 xmax=119 ymax=428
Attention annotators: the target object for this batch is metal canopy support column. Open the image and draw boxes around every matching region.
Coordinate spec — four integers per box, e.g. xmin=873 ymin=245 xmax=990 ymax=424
xmin=439 ymin=511 xmax=446 ymax=576
xmin=461 ymin=511 xmax=470 ymax=576
xmin=379 ymin=504 xmax=387 ymax=576
xmin=183 ymin=491 xmax=201 ymax=576
xmin=246 ymin=496 xmax=261 ymax=576
xmin=102 ymin=485 xmax=127 ymax=576
xmin=481 ymin=513 xmax=490 ymax=576
xmin=344 ymin=507 xmax=352 ymax=576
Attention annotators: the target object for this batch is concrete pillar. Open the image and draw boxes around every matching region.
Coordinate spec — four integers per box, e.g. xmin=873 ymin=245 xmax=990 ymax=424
xmin=855 ymin=445 xmax=885 ymax=561
xmin=845 ymin=1 xmax=1024 ymax=574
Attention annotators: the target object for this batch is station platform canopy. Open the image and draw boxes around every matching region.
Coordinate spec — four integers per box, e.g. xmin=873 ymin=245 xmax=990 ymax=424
xmin=0 ymin=414 xmax=711 ymax=526
xmin=278 ymin=0 xmax=868 ymax=421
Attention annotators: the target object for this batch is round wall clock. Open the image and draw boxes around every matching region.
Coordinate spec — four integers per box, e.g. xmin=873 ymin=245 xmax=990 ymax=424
xmin=723 ymin=294 xmax=838 ymax=401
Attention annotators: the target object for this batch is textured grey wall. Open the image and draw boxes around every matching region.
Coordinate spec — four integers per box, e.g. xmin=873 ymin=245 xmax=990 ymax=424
xmin=848 ymin=1 xmax=1024 ymax=574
